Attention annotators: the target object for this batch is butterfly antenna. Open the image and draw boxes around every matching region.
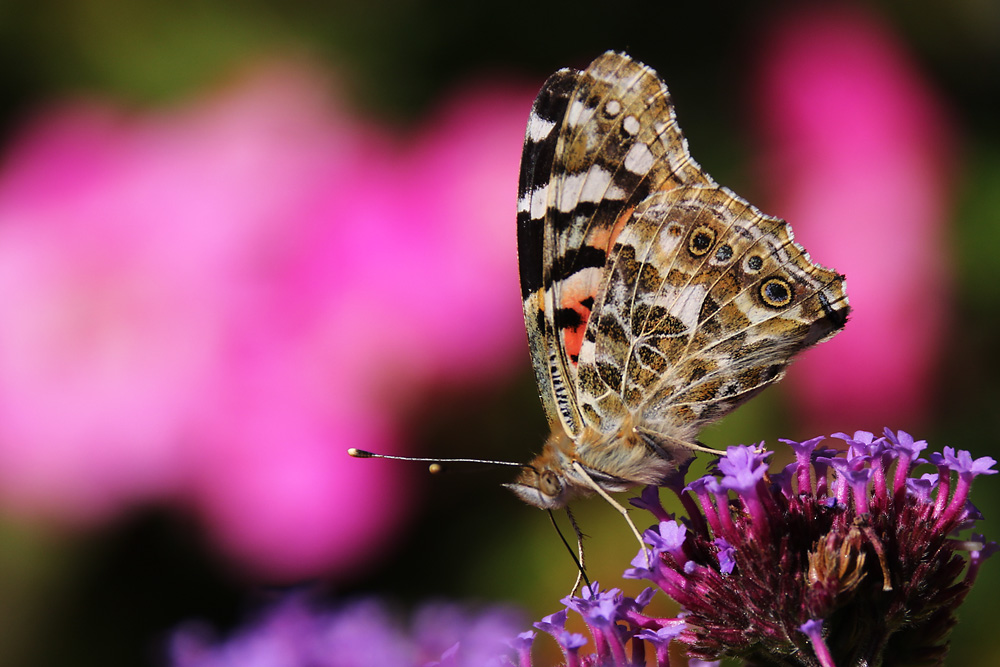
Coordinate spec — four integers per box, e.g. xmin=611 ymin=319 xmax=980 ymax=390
xmin=547 ymin=508 xmax=590 ymax=594
xmin=347 ymin=448 xmax=526 ymax=473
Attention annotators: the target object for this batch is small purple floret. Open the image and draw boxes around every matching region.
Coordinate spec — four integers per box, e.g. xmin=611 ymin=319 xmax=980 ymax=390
xmin=717 ymin=445 xmax=769 ymax=491
xmin=713 ymin=537 xmax=736 ymax=575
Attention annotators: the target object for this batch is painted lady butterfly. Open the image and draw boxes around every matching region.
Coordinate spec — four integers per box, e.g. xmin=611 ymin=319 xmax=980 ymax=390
xmin=506 ymin=52 xmax=849 ymax=512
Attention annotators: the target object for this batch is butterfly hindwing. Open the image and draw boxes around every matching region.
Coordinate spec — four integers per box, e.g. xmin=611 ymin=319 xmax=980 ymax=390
xmin=576 ymin=185 xmax=848 ymax=440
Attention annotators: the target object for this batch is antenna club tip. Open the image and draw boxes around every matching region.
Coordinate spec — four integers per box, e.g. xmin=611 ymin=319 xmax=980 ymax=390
xmin=428 ymin=463 xmax=443 ymax=474
xmin=347 ymin=448 xmax=373 ymax=458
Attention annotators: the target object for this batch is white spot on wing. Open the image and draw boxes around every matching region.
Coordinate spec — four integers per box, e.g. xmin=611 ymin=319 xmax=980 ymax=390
xmin=556 ymin=266 xmax=604 ymax=293
xmin=527 ymin=183 xmax=550 ymax=219
xmin=657 ymin=224 xmax=683 ymax=255
xmin=655 ymin=283 xmax=707 ymax=332
xmin=517 ymin=191 xmax=530 ymax=213
xmin=558 ymin=165 xmax=628 ymax=212
xmin=527 ymin=114 xmax=556 ymax=142
xmin=566 ymin=100 xmax=587 ymax=128
xmin=558 ymin=172 xmax=586 ymax=212
xmin=623 ymin=115 xmax=640 ymax=136
xmin=624 ymin=142 xmax=655 ymax=175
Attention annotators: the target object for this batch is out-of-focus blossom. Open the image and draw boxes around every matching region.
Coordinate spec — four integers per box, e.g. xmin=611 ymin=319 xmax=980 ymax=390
xmin=0 ymin=60 xmax=537 ymax=579
xmin=751 ymin=7 xmax=956 ymax=430
xmin=170 ymin=594 xmax=525 ymax=667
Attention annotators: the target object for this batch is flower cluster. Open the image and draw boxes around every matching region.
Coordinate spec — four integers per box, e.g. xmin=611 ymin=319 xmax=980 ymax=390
xmin=519 ymin=430 xmax=994 ymax=666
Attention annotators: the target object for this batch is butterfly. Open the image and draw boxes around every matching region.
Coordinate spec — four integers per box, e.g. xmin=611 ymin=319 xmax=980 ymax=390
xmin=506 ymin=51 xmax=849 ymax=513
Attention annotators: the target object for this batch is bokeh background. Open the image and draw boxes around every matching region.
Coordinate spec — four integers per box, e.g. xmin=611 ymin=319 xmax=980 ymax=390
xmin=0 ymin=1 xmax=997 ymax=665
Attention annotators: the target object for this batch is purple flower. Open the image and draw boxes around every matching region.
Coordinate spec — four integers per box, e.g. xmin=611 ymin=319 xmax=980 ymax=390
xmin=521 ymin=581 xmax=684 ymax=667
xmin=532 ymin=609 xmax=568 ymax=638
xmin=716 ymin=445 xmax=770 ymax=490
xmin=717 ymin=445 xmax=771 ymax=534
xmin=798 ymin=619 xmax=836 ymax=667
xmin=637 ymin=624 xmax=685 ymax=666
xmin=629 ymin=484 xmax=672 ymax=522
xmin=533 ymin=608 xmax=589 ymax=667
xmin=506 ymin=631 xmax=536 ymax=667
xmin=884 ymin=429 xmax=928 ymax=457
xmin=644 ymin=521 xmax=687 ymax=560
xmin=713 ymin=538 xmax=736 ymax=575
xmin=606 ymin=430 xmax=996 ymax=666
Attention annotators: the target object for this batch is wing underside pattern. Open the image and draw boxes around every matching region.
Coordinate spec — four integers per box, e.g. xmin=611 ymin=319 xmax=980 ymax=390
xmin=511 ymin=50 xmax=849 ymax=508
xmin=516 ymin=52 xmax=713 ymax=438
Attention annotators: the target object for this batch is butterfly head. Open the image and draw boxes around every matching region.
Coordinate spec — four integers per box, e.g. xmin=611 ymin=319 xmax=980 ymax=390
xmin=504 ymin=452 xmax=643 ymax=509
xmin=504 ymin=429 xmax=641 ymax=509
xmin=503 ymin=430 xmax=582 ymax=508
xmin=505 ymin=466 xmax=569 ymax=509
xmin=504 ymin=447 xmax=571 ymax=509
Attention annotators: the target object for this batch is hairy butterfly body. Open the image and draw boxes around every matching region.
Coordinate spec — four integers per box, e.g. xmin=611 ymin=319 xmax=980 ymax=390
xmin=507 ymin=51 xmax=849 ymax=509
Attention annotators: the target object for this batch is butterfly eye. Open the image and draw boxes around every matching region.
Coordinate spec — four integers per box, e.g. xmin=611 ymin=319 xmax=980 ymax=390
xmin=539 ymin=470 xmax=562 ymax=497
xmin=688 ymin=226 xmax=716 ymax=256
xmin=760 ymin=277 xmax=793 ymax=307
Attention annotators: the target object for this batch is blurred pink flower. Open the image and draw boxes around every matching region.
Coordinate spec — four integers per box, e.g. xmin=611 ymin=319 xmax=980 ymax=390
xmin=751 ymin=7 xmax=955 ymax=431
xmin=0 ymin=61 xmax=536 ymax=579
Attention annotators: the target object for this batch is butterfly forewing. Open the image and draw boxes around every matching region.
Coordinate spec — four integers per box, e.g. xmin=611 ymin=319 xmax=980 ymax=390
xmin=517 ymin=52 xmax=713 ymax=437
xmin=518 ymin=67 xmax=583 ymax=436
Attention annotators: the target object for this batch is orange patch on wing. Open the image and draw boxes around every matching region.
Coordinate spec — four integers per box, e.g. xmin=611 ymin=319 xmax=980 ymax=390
xmin=558 ymin=210 xmax=632 ymax=365
xmin=560 ymin=278 xmax=597 ymax=365
xmin=609 ymin=206 xmax=632 ymax=249
xmin=588 ymin=206 xmax=633 ymax=254
xmin=561 ymin=311 xmax=589 ymax=364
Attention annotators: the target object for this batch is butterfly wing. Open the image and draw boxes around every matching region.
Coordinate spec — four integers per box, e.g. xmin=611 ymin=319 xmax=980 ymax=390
xmin=517 ymin=66 xmax=582 ymax=436
xmin=575 ymin=184 xmax=849 ymax=442
xmin=516 ymin=51 xmax=710 ymax=439
xmin=512 ymin=51 xmax=848 ymax=509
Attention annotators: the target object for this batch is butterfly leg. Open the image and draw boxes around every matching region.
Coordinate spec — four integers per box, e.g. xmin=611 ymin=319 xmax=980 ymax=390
xmin=570 ymin=461 xmax=651 ymax=566
xmin=635 ymin=427 xmax=725 ymax=457
xmin=564 ymin=505 xmax=589 ymax=595
xmin=548 ymin=508 xmax=591 ymax=595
